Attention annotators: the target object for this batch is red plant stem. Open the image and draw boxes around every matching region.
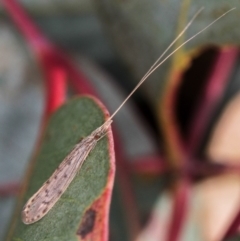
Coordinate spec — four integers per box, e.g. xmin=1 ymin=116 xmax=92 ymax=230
xmin=42 ymin=65 xmax=67 ymax=117
xmin=130 ymin=155 xmax=166 ymax=175
xmin=187 ymin=48 xmax=238 ymax=154
xmin=2 ymin=0 xmax=50 ymax=52
xmin=129 ymin=155 xmax=240 ymax=178
xmin=166 ymin=178 xmax=190 ymax=241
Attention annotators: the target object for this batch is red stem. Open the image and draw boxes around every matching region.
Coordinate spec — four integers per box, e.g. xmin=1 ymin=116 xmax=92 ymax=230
xmin=2 ymin=0 xmax=50 ymax=52
xmin=42 ymin=65 xmax=67 ymax=117
xmin=130 ymin=155 xmax=166 ymax=175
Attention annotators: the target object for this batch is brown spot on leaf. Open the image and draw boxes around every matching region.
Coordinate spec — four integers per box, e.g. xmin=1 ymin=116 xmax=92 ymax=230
xmin=77 ymin=209 xmax=96 ymax=238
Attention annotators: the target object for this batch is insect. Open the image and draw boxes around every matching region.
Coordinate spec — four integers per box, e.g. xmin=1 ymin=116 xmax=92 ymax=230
xmin=22 ymin=7 xmax=235 ymax=224
xmin=22 ymin=119 xmax=112 ymax=224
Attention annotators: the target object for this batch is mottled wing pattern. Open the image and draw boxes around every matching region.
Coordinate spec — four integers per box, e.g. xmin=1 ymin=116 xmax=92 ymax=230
xmin=22 ymin=120 xmax=112 ymax=224
xmin=22 ymin=136 xmax=97 ymax=224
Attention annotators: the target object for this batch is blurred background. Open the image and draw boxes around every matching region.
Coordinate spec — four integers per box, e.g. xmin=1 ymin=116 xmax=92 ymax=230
xmin=1 ymin=0 xmax=240 ymax=240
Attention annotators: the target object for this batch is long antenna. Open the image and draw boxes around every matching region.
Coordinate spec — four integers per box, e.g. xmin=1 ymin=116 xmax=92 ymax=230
xmin=108 ymin=7 xmax=235 ymax=120
xmin=142 ymin=7 xmax=204 ymax=81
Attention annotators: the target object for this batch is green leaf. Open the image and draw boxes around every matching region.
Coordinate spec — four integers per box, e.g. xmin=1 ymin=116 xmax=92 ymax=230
xmin=6 ymin=96 xmax=115 ymax=241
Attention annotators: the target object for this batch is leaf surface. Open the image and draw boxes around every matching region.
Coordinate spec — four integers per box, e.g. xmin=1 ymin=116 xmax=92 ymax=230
xmin=6 ymin=96 xmax=115 ymax=241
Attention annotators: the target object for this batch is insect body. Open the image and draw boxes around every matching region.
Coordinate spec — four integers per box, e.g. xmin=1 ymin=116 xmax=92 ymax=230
xmin=22 ymin=120 xmax=112 ymax=224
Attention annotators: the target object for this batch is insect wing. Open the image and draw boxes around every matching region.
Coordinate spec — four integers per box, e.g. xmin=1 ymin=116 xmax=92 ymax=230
xmin=22 ymin=138 xmax=97 ymax=224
